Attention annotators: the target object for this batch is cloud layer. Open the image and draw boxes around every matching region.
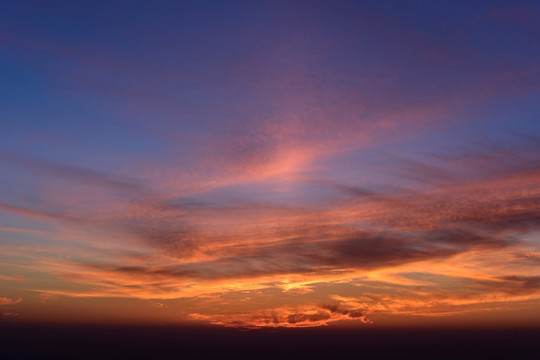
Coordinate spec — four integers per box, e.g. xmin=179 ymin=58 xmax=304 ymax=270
xmin=1 ymin=1 xmax=539 ymax=327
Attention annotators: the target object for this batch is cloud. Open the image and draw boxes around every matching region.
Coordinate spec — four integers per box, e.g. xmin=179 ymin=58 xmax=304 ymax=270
xmin=0 ymin=274 xmax=24 ymax=281
xmin=320 ymin=303 xmax=367 ymax=319
xmin=39 ymin=293 xmax=56 ymax=305
xmin=74 ymin=227 xmax=507 ymax=289
xmin=190 ymin=302 xmax=371 ymax=329
xmin=474 ymin=276 xmax=540 ymax=296
xmin=0 ymin=312 xmax=18 ymax=317
xmin=7 ymin=138 xmax=537 ymax=305
xmin=188 ymin=275 xmax=540 ymax=328
xmin=0 ymin=297 xmax=22 ymax=305
xmin=0 ymin=152 xmax=143 ymax=193
xmin=0 ymin=202 xmax=78 ymax=222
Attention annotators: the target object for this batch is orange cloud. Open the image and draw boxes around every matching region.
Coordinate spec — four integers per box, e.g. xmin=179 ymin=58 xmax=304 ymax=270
xmin=39 ymin=293 xmax=56 ymax=305
xmin=190 ymin=302 xmax=371 ymax=329
xmin=0 ymin=297 xmax=22 ymax=305
xmin=0 ymin=274 xmax=24 ymax=281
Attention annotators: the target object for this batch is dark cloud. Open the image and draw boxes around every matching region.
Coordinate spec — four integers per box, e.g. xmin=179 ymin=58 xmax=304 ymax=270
xmin=287 ymin=311 xmax=331 ymax=324
xmin=315 ymin=179 xmax=409 ymax=207
xmin=474 ymin=275 xmax=540 ymax=295
xmin=138 ymin=231 xmax=198 ymax=259
xmin=81 ymin=228 xmax=509 ymax=283
xmin=320 ymin=303 xmax=365 ymax=319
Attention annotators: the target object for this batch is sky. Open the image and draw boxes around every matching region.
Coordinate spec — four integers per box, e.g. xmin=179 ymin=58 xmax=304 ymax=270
xmin=1 ymin=0 xmax=540 ymax=329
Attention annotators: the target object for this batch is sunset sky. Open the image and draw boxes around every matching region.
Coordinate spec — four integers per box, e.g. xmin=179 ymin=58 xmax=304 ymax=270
xmin=1 ymin=1 xmax=540 ymax=329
